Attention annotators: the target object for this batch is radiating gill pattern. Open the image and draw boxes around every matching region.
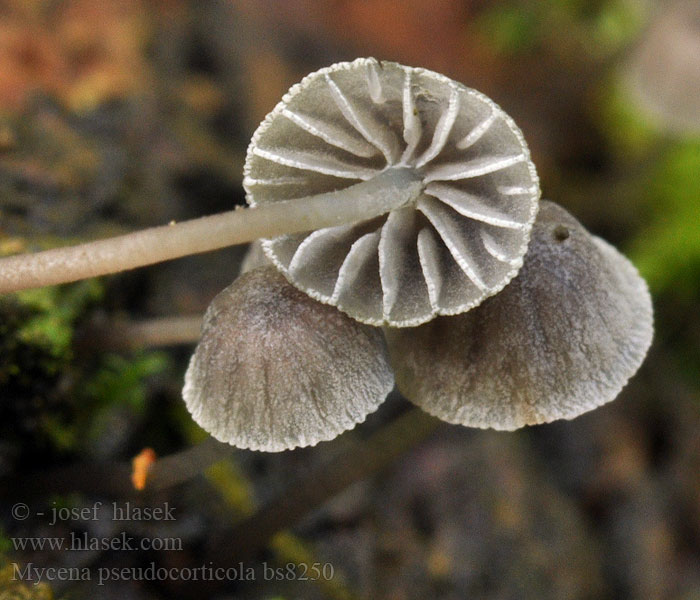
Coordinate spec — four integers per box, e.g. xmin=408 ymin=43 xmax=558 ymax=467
xmin=244 ymin=58 xmax=540 ymax=327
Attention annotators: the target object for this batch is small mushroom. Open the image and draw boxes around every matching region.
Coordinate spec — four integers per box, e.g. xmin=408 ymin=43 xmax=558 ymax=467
xmin=182 ymin=266 xmax=394 ymax=451
xmin=181 ymin=63 xmax=653 ymax=450
xmin=245 ymin=58 xmax=540 ymax=327
xmin=624 ymin=0 xmax=700 ymax=135
xmin=385 ymin=201 xmax=654 ymax=430
xmin=0 ymin=56 xmax=654 ymax=452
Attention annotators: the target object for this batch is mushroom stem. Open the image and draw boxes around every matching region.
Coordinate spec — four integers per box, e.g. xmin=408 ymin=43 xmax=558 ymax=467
xmin=0 ymin=168 xmax=423 ymax=293
xmin=77 ymin=314 xmax=204 ymax=351
xmin=118 ymin=315 xmax=203 ymax=347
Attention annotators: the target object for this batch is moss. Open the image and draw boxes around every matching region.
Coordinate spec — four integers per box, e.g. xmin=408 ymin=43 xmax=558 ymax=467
xmin=476 ymin=0 xmax=644 ymax=57
xmin=14 ymin=280 xmax=103 ymax=360
xmin=596 ymin=78 xmax=660 ymax=160
xmin=0 ymin=528 xmax=11 ymax=554
xmin=0 ymin=555 xmax=56 ymax=599
xmin=592 ymin=0 xmax=644 ymax=51
xmin=628 ymin=142 xmax=700 ymax=299
xmin=0 ymin=284 xmax=95 ymax=464
xmin=82 ymin=351 xmax=170 ymax=415
xmin=475 ymin=5 xmax=540 ymax=54
xmin=0 ymin=279 xmax=172 ymax=467
xmin=0 ymin=280 xmax=105 ymax=466
xmin=206 ymin=461 xmax=257 ymax=516
xmin=77 ymin=351 xmax=171 ymax=449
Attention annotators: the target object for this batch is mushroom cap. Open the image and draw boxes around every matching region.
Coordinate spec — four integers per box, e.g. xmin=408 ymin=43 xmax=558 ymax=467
xmin=244 ymin=58 xmax=540 ymax=327
xmin=183 ymin=267 xmax=394 ymax=451
xmin=625 ymin=0 xmax=700 ymax=135
xmin=386 ymin=201 xmax=654 ymax=430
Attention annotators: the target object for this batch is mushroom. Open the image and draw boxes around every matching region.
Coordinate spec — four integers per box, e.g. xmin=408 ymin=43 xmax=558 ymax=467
xmin=183 ymin=267 xmax=393 ymax=451
xmin=245 ymin=58 xmax=540 ymax=326
xmin=385 ymin=201 xmax=654 ymax=430
xmin=0 ymin=58 xmax=539 ymax=307
xmin=624 ymin=0 xmax=700 ymax=135
xmin=0 ymin=58 xmax=653 ymax=452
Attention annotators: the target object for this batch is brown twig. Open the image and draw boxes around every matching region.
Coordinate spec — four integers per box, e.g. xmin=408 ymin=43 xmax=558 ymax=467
xmin=0 ymin=437 xmax=233 ymax=500
xmin=210 ymin=406 xmax=442 ymax=563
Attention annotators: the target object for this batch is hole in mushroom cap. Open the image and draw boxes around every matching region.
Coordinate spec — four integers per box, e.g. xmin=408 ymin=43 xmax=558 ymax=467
xmin=386 ymin=201 xmax=653 ymax=431
xmin=553 ymin=224 xmax=570 ymax=242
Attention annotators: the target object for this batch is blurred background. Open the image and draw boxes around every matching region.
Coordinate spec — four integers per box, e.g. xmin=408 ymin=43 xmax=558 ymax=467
xmin=0 ymin=0 xmax=699 ymax=598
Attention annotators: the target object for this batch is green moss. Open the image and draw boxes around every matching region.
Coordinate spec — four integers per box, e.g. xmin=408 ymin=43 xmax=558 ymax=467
xmin=0 ymin=528 xmax=11 ymax=554
xmin=83 ymin=351 xmax=170 ymax=414
xmin=628 ymin=142 xmax=700 ymax=300
xmin=0 ymin=282 xmax=97 ymax=459
xmin=596 ymin=78 xmax=660 ymax=159
xmin=0 ymin=280 xmax=108 ymax=460
xmin=476 ymin=0 xmax=644 ymax=57
xmin=592 ymin=0 xmax=644 ymax=51
xmin=39 ymin=414 xmax=78 ymax=451
xmin=73 ymin=351 xmax=171 ymax=449
xmin=0 ymin=558 xmax=56 ymax=599
xmin=476 ymin=5 xmax=540 ymax=54
xmin=0 ymin=279 xmax=173 ymax=461
xmin=14 ymin=280 xmax=103 ymax=359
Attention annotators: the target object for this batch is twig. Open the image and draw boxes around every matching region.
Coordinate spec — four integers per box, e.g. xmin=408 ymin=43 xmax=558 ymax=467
xmin=211 ymin=406 xmax=442 ymax=563
xmin=144 ymin=436 xmax=233 ymax=490
xmin=0 ymin=437 xmax=233 ymax=499
xmin=77 ymin=314 xmax=203 ymax=350
xmin=121 ymin=315 xmax=203 ymax=347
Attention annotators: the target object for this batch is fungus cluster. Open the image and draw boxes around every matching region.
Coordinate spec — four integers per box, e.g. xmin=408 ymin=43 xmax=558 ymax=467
xmin=0 ymin=58 xmax=653 ymax=452
xmin=183 ymin=58 xmax=654 ymax=451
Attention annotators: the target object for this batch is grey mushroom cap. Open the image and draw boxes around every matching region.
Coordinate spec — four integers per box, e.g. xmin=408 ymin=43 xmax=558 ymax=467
xmin=244 ymin=58 xmax=540 ymax=327
xmin=624 ymin=0 xmax=700 ymax=135
xmin=386 ymin=201 xmax=654 ymax=430
xmin=183 ymin=267 xmax=394 ymax=451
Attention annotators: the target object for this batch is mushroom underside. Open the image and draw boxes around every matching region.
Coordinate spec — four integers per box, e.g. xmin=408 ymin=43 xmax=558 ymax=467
xmin=244 ymin=58 xmax=540 ymax=327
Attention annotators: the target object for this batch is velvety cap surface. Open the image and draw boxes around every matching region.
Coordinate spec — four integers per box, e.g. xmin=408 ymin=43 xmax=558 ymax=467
xmin=387 ymin=201 xmax=654 ymax=429
xmin=183 ymin=267 xmax=394 ymax=451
